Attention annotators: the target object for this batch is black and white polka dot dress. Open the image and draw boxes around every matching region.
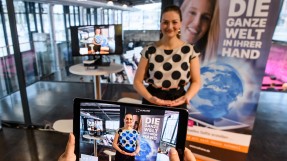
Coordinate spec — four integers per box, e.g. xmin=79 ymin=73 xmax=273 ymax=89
xmin=141 ymin=43 xmax=199 ymax=90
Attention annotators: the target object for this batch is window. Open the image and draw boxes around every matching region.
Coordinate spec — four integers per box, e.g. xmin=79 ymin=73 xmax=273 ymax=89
xmin=272 ymin=0 xmax=287 ymax=42
xmin=161 ymin=114 xmax=179 ymax=144
xmin=53 ymin=5 xmax=66 ymax=42
xmin=122 ymin=3 xmax=161 ymax=30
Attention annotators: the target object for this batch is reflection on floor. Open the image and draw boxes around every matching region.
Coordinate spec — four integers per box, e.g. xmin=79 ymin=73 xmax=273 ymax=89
xmin=0 ymin=83 xmax=287 ymax=161
xmin=0 ymin=81 xmax=140 ymax=125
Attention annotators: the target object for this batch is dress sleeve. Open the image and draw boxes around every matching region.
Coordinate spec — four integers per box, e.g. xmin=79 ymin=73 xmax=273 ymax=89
xmin=116 ymin=128 xmax=122 ymax=135
xmin=191 ymin=45 xmax=201 ymax=59
xmin=140 ymin=46 xmax=150 ymax=59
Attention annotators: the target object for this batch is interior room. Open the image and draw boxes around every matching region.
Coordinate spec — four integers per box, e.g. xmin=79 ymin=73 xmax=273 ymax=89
xmin=0 ymin=0 xmax=286 ymax=161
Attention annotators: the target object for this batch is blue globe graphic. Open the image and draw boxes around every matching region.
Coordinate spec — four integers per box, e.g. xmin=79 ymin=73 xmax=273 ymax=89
xmin=190 ymin=63 xmax=243 ymax=119
xmin=135 ymin=137 xmax=153 ymax=161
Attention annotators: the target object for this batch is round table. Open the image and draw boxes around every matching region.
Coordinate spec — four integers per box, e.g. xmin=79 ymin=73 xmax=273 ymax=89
xmin=83 ymin=134 xmax=105 ymax=157
xmin=53 ymin=119 xmax=73 ymax=133
xmin=69 ymin=62 xmax=123 ymax=99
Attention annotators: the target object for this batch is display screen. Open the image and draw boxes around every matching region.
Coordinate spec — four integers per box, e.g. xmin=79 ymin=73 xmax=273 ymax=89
xmin=75 ymin=100 xmax=187 ymax=161
xmin=71 ymin=24 xmax=123 ymax=56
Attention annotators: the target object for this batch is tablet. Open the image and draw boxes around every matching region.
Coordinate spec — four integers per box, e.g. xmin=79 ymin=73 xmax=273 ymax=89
xmin=73 ymin=98 xmax=188 ymax=161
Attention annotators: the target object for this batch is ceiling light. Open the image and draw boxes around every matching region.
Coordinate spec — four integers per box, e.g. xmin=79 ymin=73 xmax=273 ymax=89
xmin=107 ymin=1 xmax=114 ymax=6
xmin=122 ymin=4 xmax=127 ymax=8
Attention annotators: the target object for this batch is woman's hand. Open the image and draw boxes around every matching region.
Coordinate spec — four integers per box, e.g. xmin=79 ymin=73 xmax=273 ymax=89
xmin=170 ymin=95 xmax=190 ymax=107
xmin=149 ymin=96 xmax=173 ymax=106
xmin=121 ymin=151 xmax=137 ymax=156
xmin=131 ymin=152 xmax=137 ymax=156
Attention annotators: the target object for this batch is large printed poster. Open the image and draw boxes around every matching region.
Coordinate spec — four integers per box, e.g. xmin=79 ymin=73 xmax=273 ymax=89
xmin=127 ymin=107 xmax=179 ymax=161
xmin=176 ymin=0 xmax=281 ymax=160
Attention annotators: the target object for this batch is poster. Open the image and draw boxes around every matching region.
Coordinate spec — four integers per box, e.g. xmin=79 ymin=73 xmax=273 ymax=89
xmin=127 ymin=107 xmax=172 ymax=161
xmin=176 ymin=0 xmax=282 ymax=160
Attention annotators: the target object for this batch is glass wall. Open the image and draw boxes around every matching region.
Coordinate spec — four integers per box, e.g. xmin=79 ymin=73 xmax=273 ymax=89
xmin=54 ymin=5 xmax=66 ymax=42
xmin=272 ymin=0 xmax=287 ymax=42
xmin=0 ymin=1 xmax=24 ymax=124
xmin=122 ymin=3 xmax=161 ymax=30
xmin=0 ymin=0 xmax=128 ymax=125
xmin=0 ymin=0 xmax=162 ymax=126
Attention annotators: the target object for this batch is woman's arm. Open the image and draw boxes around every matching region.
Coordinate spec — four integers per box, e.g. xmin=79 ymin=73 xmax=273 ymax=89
xmin=133 ymin=57 xmax=172 ymax=106
xmin=112 ymin=133 xmax=126 ymax=154
xmin=171 ymin=56 xmax=201 ymax=106
xmin=133 ymin=57 xmax=152 ymax=100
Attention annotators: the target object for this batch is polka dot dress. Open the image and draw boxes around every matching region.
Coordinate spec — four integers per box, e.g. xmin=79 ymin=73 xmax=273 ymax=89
xmin=94 ymin=35 xmax=103 ymax=44
xmin=117 ymin=128 xmax=139 ymax=152
xmin=141 ymin=43 xmax=199 ymax=89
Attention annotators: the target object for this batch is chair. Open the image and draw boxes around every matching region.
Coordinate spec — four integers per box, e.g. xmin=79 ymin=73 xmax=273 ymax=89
xmin=53 ymin=119 xmax=73 ymax=133
xmin=117 ymin=97 xmax=141 ymax=104
xmin=103 ymin=150 xmax=116 ymax=161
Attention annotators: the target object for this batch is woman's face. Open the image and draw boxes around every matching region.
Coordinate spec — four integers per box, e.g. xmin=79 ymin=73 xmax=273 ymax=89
xmin=160 ymin=11 xmax=182 ymax=39
xmin=95 ymin=29 xmax=101 ymax=35
xmin=124 ymin=114 xmax=133 ymax=127
xmin=181 ymin=0 xmax=213 ymax=44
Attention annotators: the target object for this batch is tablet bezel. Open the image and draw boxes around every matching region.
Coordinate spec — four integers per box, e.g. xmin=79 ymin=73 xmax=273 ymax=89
xmin=73 ymin=97 xmax=188 ymax=161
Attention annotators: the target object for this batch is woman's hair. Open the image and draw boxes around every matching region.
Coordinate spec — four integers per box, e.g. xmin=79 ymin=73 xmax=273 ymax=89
xmin=124 ymin=113 xmax=133 ymax=117
xmin=161 ymin=5 xmax=182 ymax=22
xmin=204 ymin=0 xmax=219 ymax=64
xmin=181 ymin=0 xmax=219 ymax=64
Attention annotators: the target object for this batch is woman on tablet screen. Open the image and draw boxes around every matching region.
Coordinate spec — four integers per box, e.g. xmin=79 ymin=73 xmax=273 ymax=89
xmin=113 ymin=113 xmax=140 ymax=161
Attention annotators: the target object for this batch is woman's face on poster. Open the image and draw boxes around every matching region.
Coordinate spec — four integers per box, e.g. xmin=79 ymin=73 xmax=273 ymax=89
xmin=181 ymin=0 xmax=213 ymax=44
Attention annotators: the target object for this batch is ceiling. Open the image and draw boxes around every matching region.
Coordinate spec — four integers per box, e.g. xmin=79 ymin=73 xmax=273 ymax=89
xmin=115 ymin=0 xmax=161 ymax=6
xmin=20 ymin=0 xmax=161 ymax=10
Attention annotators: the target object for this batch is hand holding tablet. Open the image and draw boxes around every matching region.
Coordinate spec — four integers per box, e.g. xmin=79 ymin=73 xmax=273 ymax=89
xmin=72 ymin=98 xmax=190 ymax=161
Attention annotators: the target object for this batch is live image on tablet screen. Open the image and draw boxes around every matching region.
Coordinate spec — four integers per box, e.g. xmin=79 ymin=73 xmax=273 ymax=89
xmin=77 ymin=101 xmax=182 ymax=161
xmin=71 ymin=24 xmax=123 ymax=57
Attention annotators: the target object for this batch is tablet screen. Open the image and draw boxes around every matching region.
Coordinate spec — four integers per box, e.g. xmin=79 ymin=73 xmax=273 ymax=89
xmin=74 ymin=98 xmax=188 ymax=161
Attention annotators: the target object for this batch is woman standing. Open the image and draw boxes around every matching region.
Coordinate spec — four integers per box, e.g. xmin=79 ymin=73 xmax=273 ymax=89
xmin=133 ymin=5 xmax=201 ymax=108
xmin=113 ymin=113 xmax=140 ymax=161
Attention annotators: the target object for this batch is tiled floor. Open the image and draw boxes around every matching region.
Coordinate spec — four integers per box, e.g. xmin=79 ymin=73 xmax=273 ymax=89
xmin=0 ymin=82 xmax=287 ymax=161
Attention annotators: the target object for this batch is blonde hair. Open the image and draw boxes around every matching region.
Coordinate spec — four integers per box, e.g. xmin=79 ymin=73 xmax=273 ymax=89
xmin=204 ymin=0 xmax=219 ymax=64
xmin=282 ymin=83 xmax=287 ymax=91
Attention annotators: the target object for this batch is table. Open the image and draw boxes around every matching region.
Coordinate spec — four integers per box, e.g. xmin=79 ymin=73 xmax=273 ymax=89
xmin=53 ymin=119 xmax=73 ymax=133
xmin=69 ymin=62 xmax=124 ymax=99
xmin=83 ymin=134 xmax=105 ymax=157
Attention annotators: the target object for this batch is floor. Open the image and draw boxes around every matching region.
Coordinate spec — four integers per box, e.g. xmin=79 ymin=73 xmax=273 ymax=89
xmin=0 ymin=82 xmax=287 ymax=161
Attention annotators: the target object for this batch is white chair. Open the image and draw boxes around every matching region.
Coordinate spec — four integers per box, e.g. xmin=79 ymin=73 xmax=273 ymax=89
xmin=103 ymin=150 xmax=116 ymax=161
xmin=53 ymin=119 xmax=73 ymax=133
xmin=117 ymin=97 xmax=141 ymax=104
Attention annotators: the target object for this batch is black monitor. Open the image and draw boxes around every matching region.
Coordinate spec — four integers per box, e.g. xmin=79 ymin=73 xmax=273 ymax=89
xmin=71 ymin=24 xmax=123 ymax=57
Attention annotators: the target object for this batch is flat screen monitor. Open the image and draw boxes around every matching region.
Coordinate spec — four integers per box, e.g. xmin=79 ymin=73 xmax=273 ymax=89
xmin=71 ymin=24 xmax=123 ymax=56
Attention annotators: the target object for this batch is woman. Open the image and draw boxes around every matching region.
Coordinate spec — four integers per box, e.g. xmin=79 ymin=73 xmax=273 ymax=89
xmin=133 ymin=5 xmax=201 ymax=108
xmin=181 ymin=0 xmax=219 ymax=64
xmin=112 ymin=113 xmax=140 ymax=161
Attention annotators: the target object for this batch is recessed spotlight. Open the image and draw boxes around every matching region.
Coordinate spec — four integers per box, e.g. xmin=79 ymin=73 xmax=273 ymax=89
xmin=107 ymin=1 xmax=114 ymax=6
